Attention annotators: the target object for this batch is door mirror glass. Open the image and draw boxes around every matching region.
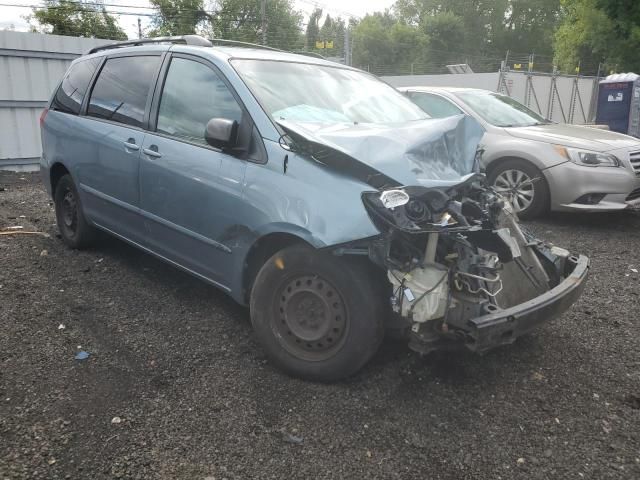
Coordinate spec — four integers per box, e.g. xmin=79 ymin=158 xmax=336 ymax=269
xmin=205 ymin=118 xmax=238 ymax=149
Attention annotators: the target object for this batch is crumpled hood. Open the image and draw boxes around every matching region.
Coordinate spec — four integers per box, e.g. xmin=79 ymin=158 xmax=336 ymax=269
xmin=278 ymin=115 xmax=485 ymax=188
xmin=506 ymin=123 xmax=640 ymax=152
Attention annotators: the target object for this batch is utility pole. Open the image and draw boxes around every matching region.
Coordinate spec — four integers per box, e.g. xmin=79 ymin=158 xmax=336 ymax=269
xmin=137 ymin=17 xmax=142 ymax=39
xmin=260 ymin=0 xmax=267 ymax=45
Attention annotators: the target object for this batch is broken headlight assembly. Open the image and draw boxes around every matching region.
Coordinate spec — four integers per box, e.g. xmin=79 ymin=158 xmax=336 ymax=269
xmin=361 ymin=175 xmax=588 ymax=355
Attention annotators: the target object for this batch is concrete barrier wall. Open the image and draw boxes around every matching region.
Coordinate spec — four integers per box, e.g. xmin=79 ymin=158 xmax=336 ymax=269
xmin=383 ymin=72 xmax=500 ymax=91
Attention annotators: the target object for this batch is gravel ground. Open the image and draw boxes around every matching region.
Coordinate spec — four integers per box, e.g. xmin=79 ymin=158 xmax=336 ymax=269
xmin=1 ymin=171 xmax=639 ymax=480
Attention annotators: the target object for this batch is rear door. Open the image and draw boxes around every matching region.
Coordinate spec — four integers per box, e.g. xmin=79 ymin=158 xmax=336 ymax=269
xmin=79 ymin=53 xmax=163 ymax=242
xmin=139 ymin=54 xmax=255 ymax=288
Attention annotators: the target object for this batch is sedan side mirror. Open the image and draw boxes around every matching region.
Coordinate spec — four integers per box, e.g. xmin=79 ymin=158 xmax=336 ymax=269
xmin=205 ymin=118 xmax=238 ymax=150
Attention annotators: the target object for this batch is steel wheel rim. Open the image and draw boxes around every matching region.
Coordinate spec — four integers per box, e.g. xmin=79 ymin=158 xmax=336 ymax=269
xmin=273 ymin=275 xmax=348 ymax=362
xmin=61 ymin=189 xmax=78 ymax=232
xmin=493 ymin=169 xmax=535 ymax=212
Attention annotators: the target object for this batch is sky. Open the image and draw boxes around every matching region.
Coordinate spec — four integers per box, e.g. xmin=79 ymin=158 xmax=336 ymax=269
xmin=0 ymin=0 xmax=397 ymax=38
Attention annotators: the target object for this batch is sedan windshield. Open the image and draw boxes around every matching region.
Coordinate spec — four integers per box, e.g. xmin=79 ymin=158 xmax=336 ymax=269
xmin=232 ymin=59 xmax=428 ymax=125
xmin=457 ymin=91 xmax=549 ymax=127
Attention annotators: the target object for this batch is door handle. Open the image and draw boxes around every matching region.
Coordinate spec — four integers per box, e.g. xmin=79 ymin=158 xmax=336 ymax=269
xmin=123 ymin=138 xmax=139 ymax=151
xmin=143 ymin=147 xmax=162 ymax=158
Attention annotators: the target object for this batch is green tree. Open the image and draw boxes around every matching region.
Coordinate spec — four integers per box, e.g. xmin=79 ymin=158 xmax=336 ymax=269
xmin=305 ymin=7 xmax=322 ymax=49
xmin=394 ymin=0 xmax=508 ymax=55
xmin=597 ymin=0 xmax=640 ymax=35
xmin=30 ymin=0 xmax=126 ymax=39
xmin=393 ymin=0 xmax=562 ymax=62
xmin=209 ymin=0 xmax=303 ymax=51
xmin=352 ymin=12 xmax=428 ymax=74
xmin=494 ymin=0 xmax=562 ymax=57
xmin=554 ymin=0 xmax=640 ymax=74
xmin=422 ymin=11 xmax=463 ymax=53
xmin=148 ymin=0 xmax=208 ymax=36
xmin=317 ymin=14 xmax=346 ymax=56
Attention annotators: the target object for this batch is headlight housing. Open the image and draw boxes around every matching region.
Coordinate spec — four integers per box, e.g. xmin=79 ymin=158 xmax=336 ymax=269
xmin=554 ymin=145 xmax=621 ymax=167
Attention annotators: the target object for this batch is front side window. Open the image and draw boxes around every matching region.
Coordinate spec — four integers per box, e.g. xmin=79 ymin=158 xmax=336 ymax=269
xmin=232 ymin=59 xmax=427 ymax=125
xmin=87 ymin=56 xmax=160 ymax=128
xmin=51 ymin=57 xmax=101 ymax=115
xmin=456 ymin=91 xmax=549 ymax=127
xmin=156 ymin=58 xmax=243 ymax=145
xmin=408 ymin=92 xmax=463 ymax=118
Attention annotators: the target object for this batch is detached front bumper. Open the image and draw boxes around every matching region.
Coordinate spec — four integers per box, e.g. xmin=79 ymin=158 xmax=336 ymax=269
xmin=466 ymin=254 xmax=590 ymax=353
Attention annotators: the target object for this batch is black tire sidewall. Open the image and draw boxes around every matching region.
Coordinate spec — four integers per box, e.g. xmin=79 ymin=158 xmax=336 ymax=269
xmin=488 ymin=159 xmax=550 ymax=219
xmin=54 ymin=174 xmax=94 ymax=249
xmin=250 ymin=244 xmax=384 ymax=381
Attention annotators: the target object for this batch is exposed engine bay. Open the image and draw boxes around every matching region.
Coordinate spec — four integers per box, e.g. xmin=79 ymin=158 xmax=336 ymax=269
xmin=361 ymin=174 xmax=584 ymax=354
xmin=277 ymin=118 xmax=589 ymax=355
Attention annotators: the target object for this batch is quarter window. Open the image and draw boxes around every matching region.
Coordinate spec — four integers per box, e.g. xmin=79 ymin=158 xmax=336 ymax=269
xmin=157 ymin=57 xmax=243 ymax=146
xmin=51 ymin=57 xmax=101 ymax=115
xmin=408 ymin=92 xmax=463 ymax=118
xmin=87 ymin=56 xmax=160 ymax=128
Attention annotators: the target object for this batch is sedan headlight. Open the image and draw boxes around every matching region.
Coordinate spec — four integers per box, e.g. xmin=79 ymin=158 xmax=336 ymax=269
xmin=554 ymin=146 xmax=621 ymax=167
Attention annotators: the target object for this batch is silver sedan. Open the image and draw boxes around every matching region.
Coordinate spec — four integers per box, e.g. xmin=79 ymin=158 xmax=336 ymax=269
xmin=401 ymin=86 xmax=640 ymax=218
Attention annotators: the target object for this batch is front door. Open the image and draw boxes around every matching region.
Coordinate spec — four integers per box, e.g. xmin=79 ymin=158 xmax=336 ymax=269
xmin=79 ymin=54 xmax=162 ymax=242
xmin=139 ymin=55 xmax=249 ymax=289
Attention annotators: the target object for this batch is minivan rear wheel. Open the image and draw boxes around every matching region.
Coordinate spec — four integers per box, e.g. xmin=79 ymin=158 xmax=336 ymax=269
xmin=54 ymin=174 xmax=96 ymax=249
xmin=250 ymin=244 xmax=385 ymax=381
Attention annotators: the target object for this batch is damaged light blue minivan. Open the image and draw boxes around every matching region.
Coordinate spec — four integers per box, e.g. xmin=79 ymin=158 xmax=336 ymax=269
xmin=40 ymin=36 xmax=589 ymax=381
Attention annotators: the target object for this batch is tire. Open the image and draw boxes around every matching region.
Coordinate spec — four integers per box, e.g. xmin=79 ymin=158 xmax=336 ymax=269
xmin=250 ymin=244 xmax=385 ymax=381
xmin=54 ymin=174 xmax=96 ymax=249
xmin=487 ymin=159 xmax=550 ymax=220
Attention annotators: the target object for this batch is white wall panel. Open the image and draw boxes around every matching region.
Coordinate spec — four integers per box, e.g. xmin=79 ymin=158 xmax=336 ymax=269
xmin=0 ymin=31 xmax=105 ymax=169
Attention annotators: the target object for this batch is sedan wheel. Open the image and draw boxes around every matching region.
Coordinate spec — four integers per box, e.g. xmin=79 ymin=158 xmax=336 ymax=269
xmin=488 ymin=159 xmax=550 ymax=219
xmin=493 ymin=169 xmax=535 ymax=213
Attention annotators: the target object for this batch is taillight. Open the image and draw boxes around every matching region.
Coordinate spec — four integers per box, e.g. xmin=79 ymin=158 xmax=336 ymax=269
xmin=39 ymin=108 xmax=49 ymax=126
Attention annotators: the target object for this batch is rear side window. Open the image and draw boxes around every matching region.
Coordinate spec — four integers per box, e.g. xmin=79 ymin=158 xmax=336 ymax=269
xmin=156 ymin=57 xmax=243 ymax=145
xmin=51 ymin=57 xmax=101 ymax=115
xmin=88 ymin=56 xmax=160 ymax=128
xmin=408 ymin=92 xmax=463 ymax=118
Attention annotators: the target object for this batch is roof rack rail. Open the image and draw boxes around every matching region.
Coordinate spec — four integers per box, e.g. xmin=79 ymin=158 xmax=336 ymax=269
xmin=208 ymin=38 xmax=283 ymax=52
xmin=88 ymin=35 xmax=212 ymax=54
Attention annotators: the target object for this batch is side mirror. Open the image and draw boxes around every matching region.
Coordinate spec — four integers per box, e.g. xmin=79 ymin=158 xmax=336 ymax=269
xmin=205 ymin=118 xmax=238 ymax=150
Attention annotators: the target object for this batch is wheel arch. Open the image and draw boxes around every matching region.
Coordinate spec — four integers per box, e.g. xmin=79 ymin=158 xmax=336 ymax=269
xmin=50 ymin=162 xmax=71 ymax=197
xmin=241 ymin=231 xmax=314 ymax=304
xmin=485 ymin=155 xmax=537 ymax=176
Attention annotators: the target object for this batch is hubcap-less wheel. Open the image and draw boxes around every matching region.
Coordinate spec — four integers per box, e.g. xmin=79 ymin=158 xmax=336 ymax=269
xmin=493 ymin=169 xmax=535 ymax=213
xmin=61 ymin=189 xmax=78 ymax=233
xmin=273 ymin=275 xmax=348 ymax=362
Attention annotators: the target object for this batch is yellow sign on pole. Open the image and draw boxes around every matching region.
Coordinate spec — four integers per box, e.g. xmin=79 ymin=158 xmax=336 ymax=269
xmin=513 ymin=63 xmax=522 ymax=69
xmin=326 ymin=40 xmax=334 ymax=49
xmin=315 ymin=40 xmax=325 ymax=49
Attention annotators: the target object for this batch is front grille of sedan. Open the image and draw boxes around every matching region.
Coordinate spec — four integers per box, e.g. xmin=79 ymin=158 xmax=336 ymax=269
xmin=630 ymin=150 xmax=640 ymax=176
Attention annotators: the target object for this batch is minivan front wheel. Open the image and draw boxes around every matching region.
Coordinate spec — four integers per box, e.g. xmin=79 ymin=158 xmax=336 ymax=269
xmin=250 ymin=244 xmax=384 ymax=381
xmin=54 ymin=174 xmax=96 ymax=249
xmin=488 ymin=159 xmax=549 ymax=219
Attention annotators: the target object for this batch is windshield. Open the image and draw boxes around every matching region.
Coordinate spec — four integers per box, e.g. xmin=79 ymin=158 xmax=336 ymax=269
xmin=232 ymin=59 xmax=428 ymax=125
xmin=457 ymin=91 xmax=549 ymax=127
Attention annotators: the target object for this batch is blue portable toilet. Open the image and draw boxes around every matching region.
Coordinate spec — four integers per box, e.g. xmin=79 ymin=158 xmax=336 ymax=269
xmin=596 ymin=73 xmax=640 ymax=137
